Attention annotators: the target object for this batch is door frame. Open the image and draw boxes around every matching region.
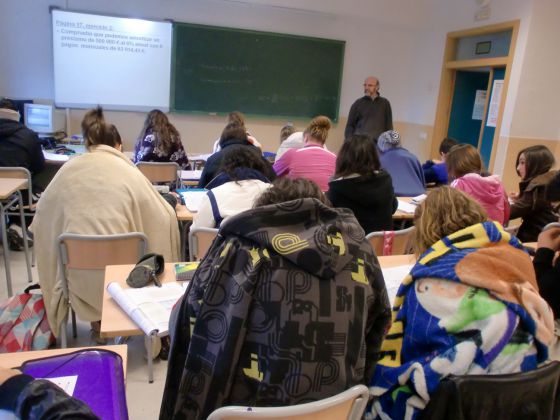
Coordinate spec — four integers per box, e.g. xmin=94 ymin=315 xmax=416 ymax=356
xmin=431 ymin=20 xmax=519 ymax=171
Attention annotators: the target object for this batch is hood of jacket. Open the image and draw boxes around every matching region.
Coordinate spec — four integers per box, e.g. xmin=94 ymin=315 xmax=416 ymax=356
xmin=452 ymin=173 xmax=505 ymax=206
xmin=219 ymin=198 xmax=362 ymax=280
xmin=0 ymin=118 xmax=24 ymax=138
xmin=220 ymin=137 xmax=251 ymax=149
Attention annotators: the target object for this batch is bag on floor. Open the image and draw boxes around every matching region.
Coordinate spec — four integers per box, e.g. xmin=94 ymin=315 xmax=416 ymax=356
xmin=0 ymin=284 xmax=55 ymax=351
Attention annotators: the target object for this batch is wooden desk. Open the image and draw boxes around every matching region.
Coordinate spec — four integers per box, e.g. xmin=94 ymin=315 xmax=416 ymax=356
xmin=0 ymin=178 xmax=28 ymax=199
xmin=393 ymin=197 xmax=416 ymax=220
xmin=180 ymin=170 xmax=202 ymax=187
xmin=0 ymin=177 xmax=32 ymax=296
xmin=101 ymin=263 xmax=181 ymax=339
xmin=0 ymin=344 xmax=128 ymax=377
xmin=378 ymin=254 xmax=416 ymax=267
xmin=101 ymin=257 xmax=415 ymax=339
xmin=176 ymin=204 xmax=195 ymax=221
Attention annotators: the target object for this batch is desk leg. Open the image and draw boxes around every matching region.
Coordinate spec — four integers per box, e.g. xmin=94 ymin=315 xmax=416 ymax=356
xmin=16 ymin=191 xmax=32 ymax=283
xmin=0 ymin=202 xmax=12 ymax=297
xmin=145 ymin=335 xmax=154 ymax=383
xmin=180 ymin=220 xmax=192 ymax=261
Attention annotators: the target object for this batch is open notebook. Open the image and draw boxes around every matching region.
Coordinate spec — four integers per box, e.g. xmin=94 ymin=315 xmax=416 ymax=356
xmin=107 ymin=282 xmax=186 ymax=337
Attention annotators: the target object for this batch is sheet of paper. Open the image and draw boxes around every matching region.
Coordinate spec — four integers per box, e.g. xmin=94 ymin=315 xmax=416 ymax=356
xmin=180 ymin=170 xmax=202 ymax=180
xmin=472 ymin=89 xmax=487 ymax=120
xmin=43 ymin=151 xmax=69 ymax=162
xmin=43 ymin=375 xmax=78 ymax=396
xmin=486 ymin=79 xmax=504 ymax=127
xmin=411 ymin=194 xmax=427 ymax=204
xmin=381 ymin=264 xmax=414 ymax=305
xmin=397 ymin=199 xmax=417 ymax=214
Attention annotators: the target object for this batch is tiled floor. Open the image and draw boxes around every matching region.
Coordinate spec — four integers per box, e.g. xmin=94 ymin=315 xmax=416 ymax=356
xmin=0 ymin=246 xmax=167 ymax=419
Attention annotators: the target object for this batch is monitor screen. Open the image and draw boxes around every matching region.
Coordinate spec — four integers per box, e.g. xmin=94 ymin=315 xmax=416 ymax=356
xmin=24 ymin=103 xmax=53 ymax=134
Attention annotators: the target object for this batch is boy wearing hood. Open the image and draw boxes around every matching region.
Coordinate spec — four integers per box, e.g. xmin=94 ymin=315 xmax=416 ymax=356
xmin=161 ymin=178 xmax=391 ymax=420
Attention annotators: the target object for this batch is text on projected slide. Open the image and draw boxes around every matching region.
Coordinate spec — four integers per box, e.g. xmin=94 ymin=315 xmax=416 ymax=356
xmin=55 ymin=19 xmax=165 ymax=54
xmin=52 ymin=10 xmax=172 ymax=111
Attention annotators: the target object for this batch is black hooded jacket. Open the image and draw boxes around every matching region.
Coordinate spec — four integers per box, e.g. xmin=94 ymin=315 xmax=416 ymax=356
xmin=328 ymin=170 xmax=397 ymax=234
xmin=0 ymin=118 xmax=45 ymax=179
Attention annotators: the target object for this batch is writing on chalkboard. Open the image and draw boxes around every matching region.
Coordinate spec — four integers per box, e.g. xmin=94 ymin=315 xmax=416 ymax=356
xmin=172 ymin=23 xmax=345 ymax=120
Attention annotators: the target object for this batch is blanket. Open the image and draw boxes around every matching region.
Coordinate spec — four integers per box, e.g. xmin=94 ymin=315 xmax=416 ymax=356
xmin=369 ymin=221 xmax=554 ymax=420
xmin=31 ymin=145 xmax=180 ymax=334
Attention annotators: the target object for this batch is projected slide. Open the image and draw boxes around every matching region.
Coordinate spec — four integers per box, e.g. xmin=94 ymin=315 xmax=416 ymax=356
xmin=52 ymin=10 xmax=172 ymax=111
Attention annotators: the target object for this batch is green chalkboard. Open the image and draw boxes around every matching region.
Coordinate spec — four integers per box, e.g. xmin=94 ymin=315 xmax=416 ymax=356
xmin=171 ymin=22 xmax=345 ymax=121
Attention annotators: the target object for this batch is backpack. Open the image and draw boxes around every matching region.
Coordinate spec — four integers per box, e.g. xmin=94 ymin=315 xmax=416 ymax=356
xmin=0 ymin=284 xmax=55 ymax=351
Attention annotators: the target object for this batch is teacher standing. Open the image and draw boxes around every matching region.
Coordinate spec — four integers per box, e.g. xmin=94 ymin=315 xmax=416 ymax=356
xmin=344 ymin=76 xmax=393 ymax=142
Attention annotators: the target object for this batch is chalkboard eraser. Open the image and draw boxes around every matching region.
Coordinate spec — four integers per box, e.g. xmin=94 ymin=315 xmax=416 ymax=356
xmin=209 ymin=112 xmax=218 ymax=116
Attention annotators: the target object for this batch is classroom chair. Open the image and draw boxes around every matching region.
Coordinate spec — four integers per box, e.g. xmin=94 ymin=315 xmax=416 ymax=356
xmin=207 ymin=384 xmax=369 ymax=420
xmin=136 ymin=161 xmax=180 ymax=189
xmin=419 ymin=361 xmax=560 ymax=420
xmin=57 ymin=232 xmax=148 ymax=348
xmin=188 ymin=227 xmax=219 ymax=261
xmin=366 ymin=226 xmax=416 ymax=256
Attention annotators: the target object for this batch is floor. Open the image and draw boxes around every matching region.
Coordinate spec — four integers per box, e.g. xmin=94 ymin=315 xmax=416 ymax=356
xmin=0 ymin=246 xmax=168 ymax=420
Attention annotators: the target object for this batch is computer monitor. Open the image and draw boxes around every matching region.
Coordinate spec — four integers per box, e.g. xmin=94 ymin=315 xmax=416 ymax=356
xmin=24 ymin=103 xmax=53 ymax=134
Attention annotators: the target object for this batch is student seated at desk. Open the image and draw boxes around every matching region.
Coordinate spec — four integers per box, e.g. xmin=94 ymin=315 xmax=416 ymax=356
xmin=211 ymin=111 xmax=262 ymax=153
xmin=0 ymin=367 xmax=98 ymax=419
xmin=273 ymin=115 xmax=336 ymax=191
xmin=133 ymin=109 xmax=190 ymax=170
xmin=378 ymin=130 xmax=425 ymax=196
xmin=328 ymin=134 xmax=397 ymax=234
xmin=199 ymin=122 xmax=274 ymax=188
xmin=369 ymin=187 xmax=553 ymax=419
xmin=31 ymin=107 xmax=180 ymax=340
xmin=446 ymin=143 xmax=509 ymax=225
xmin=509 ymin=145 xmax=557 ymax=242
xmin=422 ymin=137 xmax=458 ymax=185
xmin=161 ymin=178 xmax=391 ymax=419
xmin=0 ymin=98 xmax=45 ymax=250
xmin=192 ymin=146 xmax=272 ymax=229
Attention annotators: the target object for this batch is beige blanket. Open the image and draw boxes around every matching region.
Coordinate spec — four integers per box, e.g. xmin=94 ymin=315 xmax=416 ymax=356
xmin=31 ymin=145 xmax=180 ymax=335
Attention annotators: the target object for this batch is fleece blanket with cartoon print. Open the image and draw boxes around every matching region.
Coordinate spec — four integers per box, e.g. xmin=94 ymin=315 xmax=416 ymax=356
xmin=369 ymin=221 xmax=554 ymax=420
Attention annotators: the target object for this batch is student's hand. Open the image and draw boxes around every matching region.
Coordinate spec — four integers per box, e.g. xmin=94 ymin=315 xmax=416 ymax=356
xmin=0 ymin=367 xmax=21 ymax=386
xmin=509 ymin=191 xmax=519 ymax=199
xmin=538 ymin=227 xmax=560 ymax=251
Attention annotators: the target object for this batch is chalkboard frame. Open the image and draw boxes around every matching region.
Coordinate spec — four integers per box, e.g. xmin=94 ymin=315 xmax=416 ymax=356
xmin=171 ymin=22 xmax=345 ymax=121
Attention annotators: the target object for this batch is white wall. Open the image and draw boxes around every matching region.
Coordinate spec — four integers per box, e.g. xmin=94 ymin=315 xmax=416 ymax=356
xmin=509 ymin=0 xmax=560 ymax=141
xmin=0 ymin=0 xmax=545 ymax=163
xmin=0 ymin=0 xmax=438 ymax=154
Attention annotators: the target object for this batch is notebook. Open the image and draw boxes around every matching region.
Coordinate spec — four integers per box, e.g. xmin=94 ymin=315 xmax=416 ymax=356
xmin=107 ymin=282 xmax=186 ymax=337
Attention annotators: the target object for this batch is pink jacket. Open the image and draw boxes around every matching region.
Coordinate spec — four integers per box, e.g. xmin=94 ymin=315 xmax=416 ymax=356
xmin=452 ymin=173 xmax=510 ymax=225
